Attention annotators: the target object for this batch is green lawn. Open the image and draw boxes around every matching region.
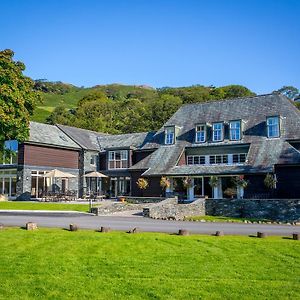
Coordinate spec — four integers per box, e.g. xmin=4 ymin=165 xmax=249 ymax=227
xmin=0 ymin=201 xmax=89 ymax=212
xmin=0 ymin=228 xmax=299 ymax=299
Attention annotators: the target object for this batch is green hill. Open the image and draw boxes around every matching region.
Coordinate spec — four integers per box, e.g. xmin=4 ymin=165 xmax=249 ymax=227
xmin=31 ymin=82 xmax=256 ymax=133
xmin=31 ymin=82 xmax=158 ymax=123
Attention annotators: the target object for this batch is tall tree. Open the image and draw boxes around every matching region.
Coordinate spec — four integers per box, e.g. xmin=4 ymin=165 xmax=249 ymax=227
xmin=0 ymin=49 xmax=41 ymax=150
xmin=273 ymin=86 xmax=300 ymax=100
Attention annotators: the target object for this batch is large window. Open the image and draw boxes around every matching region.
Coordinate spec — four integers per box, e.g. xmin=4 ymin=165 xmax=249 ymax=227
xmin=31 ymin=171 xmax=51 ymax=198
xmin=186 ymin=153 xmax=247 ymax=165
xmin=195 ymin=125 xmax=206 ymax=143
xmin=108 ymin=150 xmax=128 ymax=169
xmin=212 ymin=123 xmax=223 ymax=142
xmin=187 ymin=155 xmax=206 ymax=165
xmin=165 ymin=127 xmax=175 ymax=145
xmin=0 ymin=169 xmax=17 ymax=197
xmin=267 ymin=116 xmax=280 ymax=138
xmin=230 ymin=121 xmax=241 ymax=141
xmin=209 ymin=155 xmax=228 ymax=164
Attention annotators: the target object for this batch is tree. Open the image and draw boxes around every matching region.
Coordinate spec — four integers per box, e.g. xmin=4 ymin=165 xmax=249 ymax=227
xmin=273 ymin=86 xmax=300 ymax=101
xmin=0 ymin=49 xmax=41 ymax=150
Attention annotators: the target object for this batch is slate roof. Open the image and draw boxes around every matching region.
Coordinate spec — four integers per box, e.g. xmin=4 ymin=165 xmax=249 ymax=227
xmin=131 ymin=94 xmax=300 ymax=176
xmin=96 ymin=132 xmax=156 ymax=150
xmin=28 ymin=122 xmax=80 ymax=149
xmin=57 ymin=124 xmax=156 ymax=151
xmin=57 ymin=124 xmax=107 ymax=151
xmin=28 ymin=94 xmax=300 ymax=176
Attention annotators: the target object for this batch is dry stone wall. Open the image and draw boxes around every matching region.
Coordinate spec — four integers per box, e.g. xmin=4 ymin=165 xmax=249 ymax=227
xmin=205 ymin=199 xmax=300 ymax=222
xmin=143 ymin=198 xmax=206 ymax=220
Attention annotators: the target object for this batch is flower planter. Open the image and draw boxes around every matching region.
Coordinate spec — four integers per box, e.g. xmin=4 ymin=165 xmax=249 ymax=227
xmin=118 ymin=196 xmax=126 ymax=203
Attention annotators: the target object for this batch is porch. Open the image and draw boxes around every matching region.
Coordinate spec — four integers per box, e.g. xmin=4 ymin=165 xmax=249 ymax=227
xmin=164 ymin=175 xmax=247 ymax=201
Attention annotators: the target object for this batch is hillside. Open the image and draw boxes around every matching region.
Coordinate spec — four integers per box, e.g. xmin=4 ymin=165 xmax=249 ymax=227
xmin=31 ymin=82 xmax=255 ymax=133
xmin=31 ymin=83 xmax=158 ymax=122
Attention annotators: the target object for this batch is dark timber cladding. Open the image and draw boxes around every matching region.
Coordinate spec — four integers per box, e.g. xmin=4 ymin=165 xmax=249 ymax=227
xmin=22 ymin=144 xmax=79 ymax=169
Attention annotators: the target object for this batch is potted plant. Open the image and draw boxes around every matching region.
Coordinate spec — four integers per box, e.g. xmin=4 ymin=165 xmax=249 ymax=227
xmin=209 ymin=176 xmax=219 ymax=188
xmin=183 ymin=176 xmax=193 ymax=188
xmin=160 ymin=176 xmax=171 ymax=196
xmin=224 ymin=187 xmax=237 ymax=199
xmin=118 ymin=195 xmax=126 ymax=203
xmin=136 ymin=178 xmax=149 ymax=197
xmin=264 ymin=174 xmax=277 ymax=198
xmin=264 ymin=173 xmax=277 ymax=189
xmin=232 ymin=175 xmax=249 ymax=199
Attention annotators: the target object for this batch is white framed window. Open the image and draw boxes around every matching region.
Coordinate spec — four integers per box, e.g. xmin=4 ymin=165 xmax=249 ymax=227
xmin=212 ymin=123 xmax=223 ymax=142
xmin=108 ymin=150 xmax=128 ymax=169
xmin=232 ymin=153 xmax=247 ymax=164
xmin=209 ymin=155 xmax=228 ymax=164
xmin=165 ymin=127 xmax=175 ymax=145
xmin=229 ymin=120 xmax=241 ymax=141
xmin=0 ymin=169 xmax=17 ymax=197
xmin=186 ymin=153 xmax=246 ymax=165
xmin=187 ymin=155 xmax=206 ymax=165
xmin=267 ymin=116 xmax=280 ymax=138
xmin=195 ymin=125 xmax=206 ymax=143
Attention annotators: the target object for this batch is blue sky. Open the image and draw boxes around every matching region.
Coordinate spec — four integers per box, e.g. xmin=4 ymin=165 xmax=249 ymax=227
xmin=1 ymin=0 xmax=299 ymax=94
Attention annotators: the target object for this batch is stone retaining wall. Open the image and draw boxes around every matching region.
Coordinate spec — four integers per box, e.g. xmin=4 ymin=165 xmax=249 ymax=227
xmin=91 ymin=202 xmax=149 ymax=216
xmin=125 ymin=196 xmax=165 ymax=204
xmin=205 ymin=199 xmax=300 ymax=222
xmin=143 ymin=198 xmax=205 ymax=220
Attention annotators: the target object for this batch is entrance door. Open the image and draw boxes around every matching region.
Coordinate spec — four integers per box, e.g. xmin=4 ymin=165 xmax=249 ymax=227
xmin=194 ymin=177 xmax=204 ymax=197
xmin=110 ymin=178 xmax=117 ymax=198
xmin=62 ymin=179 xmax=68 ymax=194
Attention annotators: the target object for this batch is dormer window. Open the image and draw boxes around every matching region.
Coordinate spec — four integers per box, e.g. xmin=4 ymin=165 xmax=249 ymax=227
xmin=212 ymin=123 xmax=223 ymax=142
xmin=165 ymin=127 xmax=175 ymax=145
xmin=229 ymin=120 xmax=241 ymax=141
xmin=195 ymin=124 xmax=206 ymax=143
xmin=267 ymin=116 xmax=280 ymax=138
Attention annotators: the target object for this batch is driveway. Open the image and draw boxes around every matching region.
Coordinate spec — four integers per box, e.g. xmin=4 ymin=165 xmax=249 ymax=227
xmin=0 ymin=211 xmax=299 ymax=236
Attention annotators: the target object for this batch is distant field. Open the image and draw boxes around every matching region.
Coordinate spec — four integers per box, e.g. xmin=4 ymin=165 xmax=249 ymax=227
xmin=0 ymin=228 xmax=299 ymax=299
xmin=0 ymin=201 xmax=89 ymax=212
xmin=31 ymin=87 xmax=98 ymax=122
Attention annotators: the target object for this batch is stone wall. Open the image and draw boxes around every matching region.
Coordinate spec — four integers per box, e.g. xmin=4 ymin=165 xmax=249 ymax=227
xmin=91 ymin=202 xmax=148 ymax=215
xmin=205 ymin=199 xmax=300 ymax=222
xmin=143 ymin=198 xmax=206 ymax=220
xmin=125 ymin=196 xmax=165 ymax=204
xmin=143 ymin=198 xmax=300 ymax=222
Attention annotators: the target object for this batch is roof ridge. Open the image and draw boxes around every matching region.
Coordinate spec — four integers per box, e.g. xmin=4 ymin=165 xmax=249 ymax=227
xmin=180 ymin=93 xmax=275 ymax=108
xmin=56 ymin=123 xmax=108 ymax=135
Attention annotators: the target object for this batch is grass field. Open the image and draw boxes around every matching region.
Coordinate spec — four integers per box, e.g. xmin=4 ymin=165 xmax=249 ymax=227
xmin=31 ymin=88 xmax=97 ymax=122
xmin=0 ymin=201 xmax=89 ymax=212
xmin=0 ymin=228 xmax=299 ymax=299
